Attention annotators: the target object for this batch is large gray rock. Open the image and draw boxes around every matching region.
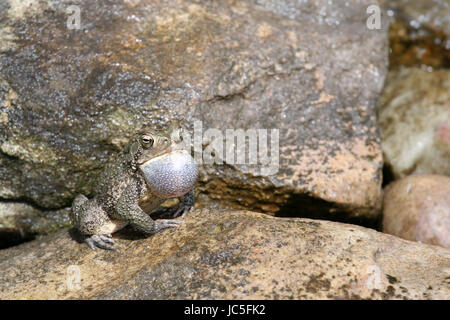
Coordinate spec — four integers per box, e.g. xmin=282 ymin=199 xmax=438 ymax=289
xmin=0 ymin=209 xmax=449 ymax=299
xmin=0 ymin=0 xmax=388 ymax=232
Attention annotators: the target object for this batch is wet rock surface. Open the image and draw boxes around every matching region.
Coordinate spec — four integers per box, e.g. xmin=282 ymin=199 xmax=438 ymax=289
xmin=0 ymin=0 xmax=388 ymax=227
xmin=0 ymin=209 xmax=449 ymax=300
xmin=381 ymin=0 xmax=450 ymax=70
xmin=381 ymin=0 xmax=450 ymax=36
xmin=383 ymin=174 xmax=450 ymax=248
xmin=378 ymin=68 xmax=450 ymax=179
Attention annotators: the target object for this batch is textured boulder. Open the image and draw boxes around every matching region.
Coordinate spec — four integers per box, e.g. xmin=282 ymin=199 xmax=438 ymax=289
xmin=0 ymin=209 xmax=449 ymax=300
xmin=0 ymin=202 xmax=70 ymax=248
xmin=378 ymin=68 xmax=450 ymax=179
xmin=0 ymin=0 xmax=388 ymax=232
xmin=383 ymin=174 xmax=450 ymax=248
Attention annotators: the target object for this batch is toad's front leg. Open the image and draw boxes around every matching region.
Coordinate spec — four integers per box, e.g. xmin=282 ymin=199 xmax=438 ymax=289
xmin=116 ymin=180 xmax=183 ymax=236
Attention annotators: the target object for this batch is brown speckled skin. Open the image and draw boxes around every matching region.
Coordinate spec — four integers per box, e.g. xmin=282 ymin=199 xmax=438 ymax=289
xmin=70 ymin=131 xmax=195 ymax=249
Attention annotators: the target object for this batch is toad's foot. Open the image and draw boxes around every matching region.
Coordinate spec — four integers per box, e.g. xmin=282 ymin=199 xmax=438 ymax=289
xmin=152 ymin=203 xmax=194 ymax=219
xmin=85 ymin=234 xmax=117 ymax=251
xmin=153 ymin=219 xmax=184 ymax=233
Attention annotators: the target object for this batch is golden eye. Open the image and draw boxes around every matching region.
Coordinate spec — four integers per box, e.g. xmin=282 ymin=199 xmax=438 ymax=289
xmin=141 ymin=135 xmax=154 ymax=148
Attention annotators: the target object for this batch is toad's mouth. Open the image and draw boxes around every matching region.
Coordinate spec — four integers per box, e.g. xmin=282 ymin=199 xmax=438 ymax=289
xmin=136 ymin=146 xmax=174 ymax=165
xmin=138 ymin=150 xmax=198 ymax=198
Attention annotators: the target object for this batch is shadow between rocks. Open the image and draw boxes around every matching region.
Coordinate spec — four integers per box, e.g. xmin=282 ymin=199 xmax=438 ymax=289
xmin=275 ymin=194 xmax=382 ymax=231
xmin=68 ymin=225 xmax=148 ymax=242
xmin=0 ymin=229 xmax=36 ymax=249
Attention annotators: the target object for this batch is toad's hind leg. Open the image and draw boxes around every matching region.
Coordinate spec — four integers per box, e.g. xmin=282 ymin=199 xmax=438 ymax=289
xmin=70 ymin=195 xmax=125 ymax=250
xmin=70 ymin=194 xmax=89 ymax=229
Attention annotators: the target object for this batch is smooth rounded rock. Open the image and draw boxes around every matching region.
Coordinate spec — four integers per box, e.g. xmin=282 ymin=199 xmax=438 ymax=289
xmin=383 ymin=174 xmax=450 ymax=248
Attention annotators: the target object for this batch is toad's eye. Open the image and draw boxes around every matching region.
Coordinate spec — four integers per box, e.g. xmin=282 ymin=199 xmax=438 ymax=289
xmin=141 ymin=135 xmax=154 ymax=148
